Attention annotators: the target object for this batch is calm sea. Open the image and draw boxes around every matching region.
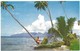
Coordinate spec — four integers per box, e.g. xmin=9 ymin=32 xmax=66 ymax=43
xmin=1 ymin=37 xmax=53 ymax=51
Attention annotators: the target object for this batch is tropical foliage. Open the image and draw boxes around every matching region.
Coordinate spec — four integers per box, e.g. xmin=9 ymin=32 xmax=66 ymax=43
xmin=2 ymin=1 xmax=79 ymax=49
xmin=48 ymin=16 xmax=76 ymax=46
xmin=34 ymin=1 xmax=48 ymax=10
xmin=34 ymin=41 xmax=65 ymax=49
xmin=63 ymin=33 xmax=77 ymax=46
xmin=48 ymin=16 xmax=76 ymax=38
xmin=70 ymin=39 xmax=79 ymax=50
xmin=34 ymin=1 xmax=79 ymax=50
xmin=41 ymin=37 xmax=48 ymax=44
xmin=34 ymin=1 xmax=53 ymax=27
xmin=1 ymin=2 xmax=14 ymax=10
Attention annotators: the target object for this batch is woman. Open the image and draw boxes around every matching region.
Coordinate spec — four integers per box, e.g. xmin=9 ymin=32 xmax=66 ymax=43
xmin=35 ymin=36 xmax=40 ymax=44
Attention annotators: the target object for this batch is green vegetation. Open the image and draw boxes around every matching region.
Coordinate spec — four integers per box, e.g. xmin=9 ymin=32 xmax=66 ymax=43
xmin=34 ymin=1 xmax=54 ymax=29
xmin=41 ymin=37 xmax=48 ymax=44
xmin=70 ymin=39 xmax=79 ymax=50
xmin=34 ymin=41 xmax=65 ymax=49
xmin=34 ymin=1 xmax=57 ymax=42
xmin=56 ymin=16 xmax=76 ymax=38
xmin=63 ymin=33 xmax=77 ymax=46
xmin=48 ymin=16 xmax=76 ymax=44
xmin=34 ymin=1 xmax=78 ymax=50
xmin=2 ymin=1 xmax=79 ymax=50
xmin=39 ymin=16 xmax=77 ymax=49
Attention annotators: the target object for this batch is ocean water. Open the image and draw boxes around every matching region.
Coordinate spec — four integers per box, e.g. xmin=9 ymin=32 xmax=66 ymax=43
xmin=1 ymin=37 xmax=53 ymax=51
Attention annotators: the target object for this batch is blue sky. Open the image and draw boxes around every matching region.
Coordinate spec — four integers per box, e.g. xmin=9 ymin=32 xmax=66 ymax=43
xmin=1 ymin=1 xmax=79 ymax=36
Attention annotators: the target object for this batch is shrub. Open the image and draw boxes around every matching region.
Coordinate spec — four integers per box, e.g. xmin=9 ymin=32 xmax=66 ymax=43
xmin=70 ymin=39 xmax=79 ymax=50
xmin=63 ymin=33 xmax=77 ymax=46
xmin=41 ymin=37 xmax=48 ymax=44
xmin=37 ymin=41 xmax=65 ymax=48
xmin=51 ymin=41 xmax=65 ymax=47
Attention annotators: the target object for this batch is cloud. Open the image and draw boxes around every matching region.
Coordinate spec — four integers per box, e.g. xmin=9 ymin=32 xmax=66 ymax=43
xmin=73 ymin=21 xmax=80 ymax=30
xmin=21 ymin=14 xmax=80 ymax=35
xmin=73 ymin=21 xmax=80 ymax=35
xmin=21 ymin=14 xmax=56 ymax=33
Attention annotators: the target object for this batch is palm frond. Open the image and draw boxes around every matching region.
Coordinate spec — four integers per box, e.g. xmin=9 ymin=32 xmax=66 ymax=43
xmin=1 ymin=1 xmax=7 ymax=9
xmin=56 ymin=16 xmax=67 ymax=37
xmin=1 ymin=1 xmax=14 ymax=10
xmin=34 ymin=1 xmax=48 ymax=10
xmin=7 ymin=4 xmax=14 ymax=10
xmin=66 ymin=17 xmax=76 ymax=32
xmin=48 ymin=27 xmax=63 ymax=38
xmin=48 ymin=28 xmax=58 ymax=34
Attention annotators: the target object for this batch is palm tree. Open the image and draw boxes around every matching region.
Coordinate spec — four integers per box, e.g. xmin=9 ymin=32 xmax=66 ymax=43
xmin=34 ymin=1 xmax=56 ymax=42
xmin=48 ymin=16 xmax=76 ymax=45
xmin=59 ymin=1 xmax=68 ymax=19
xmin=48 ymin=16 xmax=76 ymax=38
xmin=59 ymin=1 xmax=76 ymax=33
xmin=34 ymin=1 xmax=53 ymax=28
xmin=1 ymin=1 xmax=38 ymax=44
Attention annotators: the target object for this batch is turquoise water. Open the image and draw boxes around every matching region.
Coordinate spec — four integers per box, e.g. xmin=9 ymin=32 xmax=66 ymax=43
xmin=1 ymin=37 xmax=53 ymax=51
xmin=1 ymin=37 xmax=36 ymax=51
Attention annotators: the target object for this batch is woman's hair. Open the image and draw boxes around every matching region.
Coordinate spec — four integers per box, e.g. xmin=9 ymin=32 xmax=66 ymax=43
xmin=37 ymin=36 xmax=39 ymax=38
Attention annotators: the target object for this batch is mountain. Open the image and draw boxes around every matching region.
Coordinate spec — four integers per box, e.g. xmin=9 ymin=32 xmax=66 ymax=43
xmin=1 ymin=32 xmax=80 ymax=38
xmin=10 ymin=32 xmax=49 ymax=38
xmin=1 ymin=32 xmax=54 ymax=38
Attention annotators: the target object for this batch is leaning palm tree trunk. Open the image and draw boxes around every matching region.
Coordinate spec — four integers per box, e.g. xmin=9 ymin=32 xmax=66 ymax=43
xmin=47 ymin=8 xmax=57 ymax=41
xmin=47 ymin=7 xmax=54 ymax=28
xmin=60 ymin=3 xmax=68 ymax=19
xmin=46 ymin=7 xmax=58 ymax=41
xmin=5 ymin=7 xmax=38 ymax=44
xmin=45 ymin=7 xmax=53 ymax=28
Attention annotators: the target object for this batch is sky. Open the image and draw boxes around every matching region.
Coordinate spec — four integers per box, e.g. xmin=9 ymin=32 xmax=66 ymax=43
xmin=1 ymin=1 xmax=80 ymax=36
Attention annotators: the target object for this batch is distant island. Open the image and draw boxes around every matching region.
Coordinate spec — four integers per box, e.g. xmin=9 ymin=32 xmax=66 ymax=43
xmin=1 ymin=32 xmax=80 ymax=39
xmin=1 ymin=32 xmax=51 ymax=38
